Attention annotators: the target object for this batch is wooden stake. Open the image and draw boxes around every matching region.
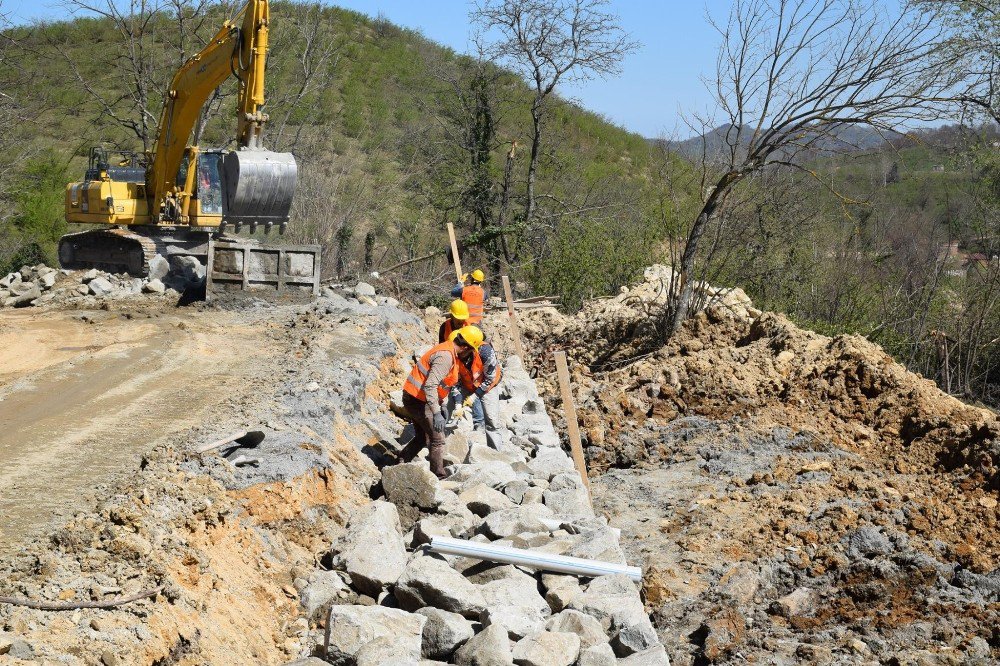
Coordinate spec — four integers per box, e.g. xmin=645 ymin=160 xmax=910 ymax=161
xmin=501 ymin=275 xmax=526 ymax=361
xmin=447 ymin=222 xmax=463 ymax=283
xmin=554 ymin=351 xmax=590 ymax=495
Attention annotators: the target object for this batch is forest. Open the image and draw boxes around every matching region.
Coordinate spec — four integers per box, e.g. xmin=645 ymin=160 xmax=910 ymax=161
xmin=3 ymin=0 xmax=1000 ymax=403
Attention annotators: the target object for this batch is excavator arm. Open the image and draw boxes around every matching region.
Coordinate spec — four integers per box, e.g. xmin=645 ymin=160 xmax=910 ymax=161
xmin=149 ymin=0 xmax=293 ymax=225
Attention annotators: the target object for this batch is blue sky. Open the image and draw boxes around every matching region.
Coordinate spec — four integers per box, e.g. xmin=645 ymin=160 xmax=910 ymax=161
xmin=3 ymin=0 xmax=732 ymax=137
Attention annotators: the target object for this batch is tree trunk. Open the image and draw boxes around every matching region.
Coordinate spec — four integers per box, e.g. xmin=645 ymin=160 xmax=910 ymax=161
xmin=525 ymin=99 xmax=543 ymax=225
xmin=496 ymin=141 xmax=517 ymax=263
xmin=669 ymin=172 xmax=739 ymax=333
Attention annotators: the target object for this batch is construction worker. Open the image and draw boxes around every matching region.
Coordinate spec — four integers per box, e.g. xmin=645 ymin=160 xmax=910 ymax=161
xmin=450 ymin=329 xmax=504 ymax=450
xmin=439 ymin=299 xmax=470 ymax=343
xmin=399 ymin=326 xmax=484 ymax=479
xmin=451 ymin=269 xmax=487 ymax=325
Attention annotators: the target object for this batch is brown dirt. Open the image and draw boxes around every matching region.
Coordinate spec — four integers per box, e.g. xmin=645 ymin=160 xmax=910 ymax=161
xmin=0 ymin=306 xmax=280 ymax=553
xmin=509 ymin=270 xmax=1000 ymax=663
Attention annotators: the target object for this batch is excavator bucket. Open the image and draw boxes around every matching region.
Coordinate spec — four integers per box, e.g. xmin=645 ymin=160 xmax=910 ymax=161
xmin=221 ymin=149 xmax=297 ymax=225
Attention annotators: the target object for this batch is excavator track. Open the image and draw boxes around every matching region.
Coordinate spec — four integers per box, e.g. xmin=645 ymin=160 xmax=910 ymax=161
xmin=58 ymin=228 xmax=160 ymax=277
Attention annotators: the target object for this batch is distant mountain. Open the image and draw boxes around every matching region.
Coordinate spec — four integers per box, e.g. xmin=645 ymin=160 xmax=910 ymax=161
xmin=660 ymin=123 xmax=904 ymax=162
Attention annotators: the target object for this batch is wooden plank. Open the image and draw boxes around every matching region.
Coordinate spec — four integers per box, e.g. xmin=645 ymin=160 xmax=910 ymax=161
xmin=554 ymin=351 xmax=590 ymax=496
xmin=447 ymin=222 xmax=463 ymax=284
xmin=501 ymin=275 xmax=526 ymax=361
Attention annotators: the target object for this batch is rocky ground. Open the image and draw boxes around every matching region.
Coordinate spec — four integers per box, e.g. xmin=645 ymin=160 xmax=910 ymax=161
xmin=0 ymin=259 xmax=205 ymax=310
xmin=5 ymin=261 xmax=999 ymax=665
xmin=0 ymin=278 xmax=657 ymax=665
xmin=512 ymin=266 xmax=1000 ymax=665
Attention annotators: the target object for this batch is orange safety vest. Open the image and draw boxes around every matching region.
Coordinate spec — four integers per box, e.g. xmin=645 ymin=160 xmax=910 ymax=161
xmin=403 ymin=341 xmax=460 ymax=402
xmin=462 ymin=285 xmax=485 ymax=324
xmin=458 ymin=350 xmax=503 ymax=393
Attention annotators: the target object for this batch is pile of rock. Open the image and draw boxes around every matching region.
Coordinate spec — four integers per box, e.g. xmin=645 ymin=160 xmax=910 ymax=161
xmin=322 ymin=280 xmax=400 ymax=310
xmin=0 ymin=260 xmax=187 ymax=309
xmin=288 ymin=357 xmax=668 ymax=665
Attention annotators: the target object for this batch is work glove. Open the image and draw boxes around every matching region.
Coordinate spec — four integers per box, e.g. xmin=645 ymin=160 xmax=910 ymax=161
xmin=432 ymin=412 xmax=447 ymax=433
xmin=463 ymin=395 xmax=476 ymax=408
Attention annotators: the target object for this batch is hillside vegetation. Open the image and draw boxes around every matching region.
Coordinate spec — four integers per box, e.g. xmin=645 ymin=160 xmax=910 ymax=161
xmin=0 ymin=0 xmax=694 ymax=308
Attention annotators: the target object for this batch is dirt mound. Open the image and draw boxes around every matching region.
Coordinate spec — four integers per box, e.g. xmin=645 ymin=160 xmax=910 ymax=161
xmin=511 ymin=267 xmax=1000 ymax=663
xmin=518 ymin=271 xmax=999 ymax=492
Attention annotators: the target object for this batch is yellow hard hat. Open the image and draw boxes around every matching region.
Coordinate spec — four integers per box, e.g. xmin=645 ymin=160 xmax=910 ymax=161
xmin=449 ymin=299 xmax=470 ymax=321
xmin=450 ymin=325 xmax=484 ymax=350
xmin=471 ymin=269 xmax=485 ymax=283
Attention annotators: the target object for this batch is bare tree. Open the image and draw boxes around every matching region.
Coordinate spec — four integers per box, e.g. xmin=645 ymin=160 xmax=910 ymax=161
xmin=58 ymin=0 xmax=233 ymax=151
xmin=667 ymin=0 xmax=962 ymax=332
xmin=267 ymin=2 xmax=346 ymax=152
xmin=471 ymin=0 xmax=638 ymax=232
xmin=913 ymin=0 xmax=1000 ymax=125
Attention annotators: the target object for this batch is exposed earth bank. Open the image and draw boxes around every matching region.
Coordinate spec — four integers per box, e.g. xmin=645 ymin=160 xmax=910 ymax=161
xmin=513 ymin=266 xmax=1000 ymax=665
xmin=2 ymin=264 xmax=999 ymax=665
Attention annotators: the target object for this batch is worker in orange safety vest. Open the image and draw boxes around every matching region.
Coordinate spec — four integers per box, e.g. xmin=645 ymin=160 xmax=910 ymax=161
xmin=439 ymin=299 xmax=470 ymax=343
xmin=399 ymin=326 xmax=484 ymax=478
xmin=451 ymin=269 xmax=487 ymax=325
xmin=450 ymin=328 xmax=504 ymax=450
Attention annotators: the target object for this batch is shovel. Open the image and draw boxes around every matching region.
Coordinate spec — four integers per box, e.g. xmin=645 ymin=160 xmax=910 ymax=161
xmin=196 ymin=430 xmax=266 ymax=455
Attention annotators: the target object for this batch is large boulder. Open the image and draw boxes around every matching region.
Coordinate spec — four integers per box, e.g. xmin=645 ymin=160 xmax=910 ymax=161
xmin=382 ymin=462 xmax=441 ymax=528
xmin=447 ymin=461 xmax=519 ymax=491
xmin=479 ymin=507 xmax=552 ymax=540
xmin=299 ymin=570 xmax=350 ymax=621
xmin=353 ymin=635 xmax=421 ymax=665
xmin=563 ymin=526 xmax=627 ymax=566
xmin=459 ymin=484 xmax=516 ymax=517
xmin=454 ymin=624 xmax=514 ymax=666
xmin=330 ymin=501 xmax=407 ymax=596
xmin=383 ymin=463 xmax=441 ymax=509
xmin=147 ymin=254 xmax=170 ymax=281
xmin=417 ymin=607 xmax=475 ymax=660
xmin=542 ymin=574 xmax=582 ymax=612
xmin=542 ymin=473 xmax=594 ymax=519
xmin=478 ymin=567 xmax=551 ymax=640
xmin=12 ymin=284 xmax=41 ymax=307
xmin=511 ymin=631 xmax=581 ymax=666
xmin=569 ymin=575 xmax=659 ymax=657
xmin=545 ymin=609 xmax=607 ymax=649
xmin=467 ymin=444 xmax=525 ymax=465
xmin=324 ymin=605 xmax=424 ymax=666
xmin=578 ymin=642 xmax=617 ymax=666
xmin=527 ymin=448 xmax=574 ymax=481
xmin=394 ymin=555 xmax=486 ymax=619
xmin=88 ymin=277 xmax=115 ymax=297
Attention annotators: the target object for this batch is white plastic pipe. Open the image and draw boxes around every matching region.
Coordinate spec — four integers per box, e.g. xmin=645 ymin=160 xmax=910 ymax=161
xmin=428 ymin=536 xmax=642 ymax=583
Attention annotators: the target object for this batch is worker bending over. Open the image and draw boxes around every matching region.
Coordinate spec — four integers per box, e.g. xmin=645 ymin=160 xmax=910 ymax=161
xmin=439 ymin=299 xmax=470 ymax=343
xmin=450 ymin=329 xmax=503 ymax=450
xmin=452 ymin=269 xmax=487 ymax=325
xmin=400 ymin=326 xmax=484 ymax=479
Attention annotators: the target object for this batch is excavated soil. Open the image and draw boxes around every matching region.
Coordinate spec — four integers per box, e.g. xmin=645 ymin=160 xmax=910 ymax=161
xmin=509 ymin=268 xmax=1000 ymax=665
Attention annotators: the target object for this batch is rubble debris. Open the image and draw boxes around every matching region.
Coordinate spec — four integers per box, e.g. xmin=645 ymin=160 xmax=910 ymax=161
xmin=0 ymin=261 xmax=186 ymax=309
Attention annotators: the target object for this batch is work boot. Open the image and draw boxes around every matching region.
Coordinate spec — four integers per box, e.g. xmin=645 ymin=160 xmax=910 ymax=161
xmin=428 ymin=442 xmax=448 ymax=480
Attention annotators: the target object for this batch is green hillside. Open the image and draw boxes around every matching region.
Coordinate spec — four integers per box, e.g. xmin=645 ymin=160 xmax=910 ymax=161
xmin=0 ymin=1 xmax=695 ymax=308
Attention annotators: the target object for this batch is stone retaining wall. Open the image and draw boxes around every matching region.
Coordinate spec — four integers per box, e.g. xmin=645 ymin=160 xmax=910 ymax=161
xmin=288 ymin=355 xmax=669 ymax=665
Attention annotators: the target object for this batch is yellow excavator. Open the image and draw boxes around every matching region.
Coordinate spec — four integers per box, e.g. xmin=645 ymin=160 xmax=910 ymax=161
xmin=61 ymin=0 xmax=317 ymax=295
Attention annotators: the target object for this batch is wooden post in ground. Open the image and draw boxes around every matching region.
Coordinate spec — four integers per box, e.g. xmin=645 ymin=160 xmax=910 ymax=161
xmin=447 ymin=222 xmax=463 ymax=284
xmin=554 ymin=350 xmax=590 ymax=495
xmin=501 ymin=275 xmax=526 ymax=361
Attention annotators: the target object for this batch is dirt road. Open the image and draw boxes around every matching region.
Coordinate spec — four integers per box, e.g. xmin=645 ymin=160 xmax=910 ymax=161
xmin=0 ymin=305 xmax=277 ymax=551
